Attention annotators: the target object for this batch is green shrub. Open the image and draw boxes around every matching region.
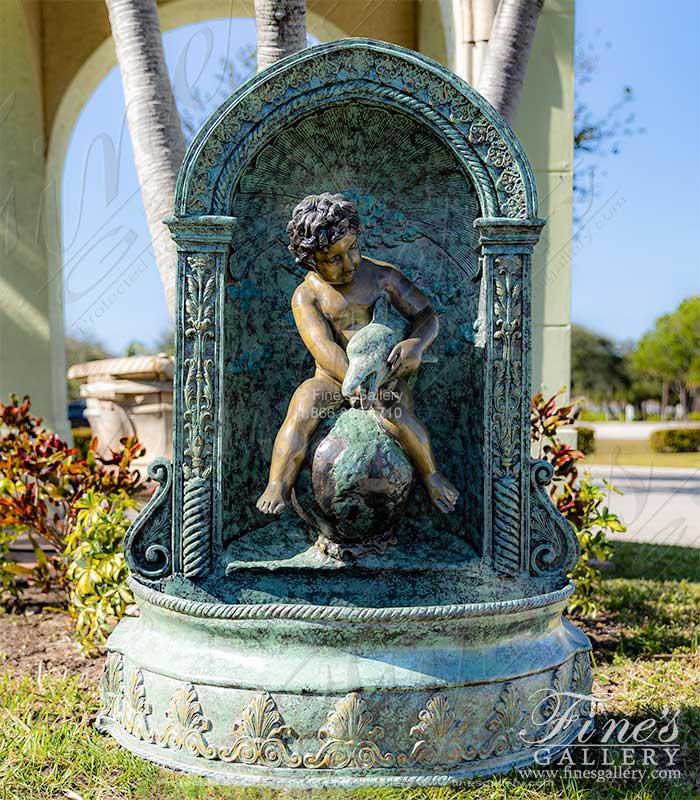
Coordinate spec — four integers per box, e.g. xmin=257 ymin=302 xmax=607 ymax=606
xmin=649 ymin=427 xmax=700 ymax=453
xmin=64 ymin=490 xmax=136 ymax=653
xmin=687 ymin=411 xmax=700 ymax=421
xmin=578 ymin=408 xmax=608 ymax=421
xmin=576 ymin=425 xmax=596 ymax=455
xmin=564 ymin=474 xmax=624 ymax=613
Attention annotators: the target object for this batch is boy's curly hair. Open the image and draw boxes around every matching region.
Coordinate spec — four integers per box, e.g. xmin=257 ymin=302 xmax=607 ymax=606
xmin=287 ymin=193 xmax=361 ymax=270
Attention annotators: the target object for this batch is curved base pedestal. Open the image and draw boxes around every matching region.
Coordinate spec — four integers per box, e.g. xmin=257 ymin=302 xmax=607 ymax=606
xmin=98 ymin=581 xmax=593 ymax=787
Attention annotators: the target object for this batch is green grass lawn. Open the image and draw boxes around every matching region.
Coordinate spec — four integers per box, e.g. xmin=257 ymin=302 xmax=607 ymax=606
xmin=609 ymin=541 xmax=700 ymax=583
xmin=1 ymin=543 xmax=698 ymax=800
xmin=582 ymin=438 xmax=700 ymax=468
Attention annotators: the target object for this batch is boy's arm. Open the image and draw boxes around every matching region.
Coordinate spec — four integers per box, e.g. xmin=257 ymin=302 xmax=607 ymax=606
xmin=292 ymin=286 xmax=348 ymax=383
xmin=381 ymin=265 xmax=439 ymax=379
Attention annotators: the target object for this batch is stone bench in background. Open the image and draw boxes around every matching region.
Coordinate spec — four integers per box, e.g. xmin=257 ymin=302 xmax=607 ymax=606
xmin=67 ymin=354 xmax=173 ymax=470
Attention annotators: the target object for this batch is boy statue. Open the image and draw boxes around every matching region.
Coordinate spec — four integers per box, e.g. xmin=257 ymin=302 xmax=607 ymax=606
xmin=256 ymin=193 xmax=459 ymax=517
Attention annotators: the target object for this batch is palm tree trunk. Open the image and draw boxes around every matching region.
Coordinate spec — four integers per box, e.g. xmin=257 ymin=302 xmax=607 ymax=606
xmin=105 ymin=0 xmax=185 ymax=319
xmin=661 ymin=380 xmax=669 ymax=421
xmin=477 ymin=0 xmax=544 ymax=124
xmin=255 ymin=0 xmax=307 ymax=72
xmin=678 ymin=384 xmax=688 ymax=421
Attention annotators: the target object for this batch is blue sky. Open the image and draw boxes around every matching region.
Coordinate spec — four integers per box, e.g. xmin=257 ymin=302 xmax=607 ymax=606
xmin=572 ymin=0 xmax=699 ymax=342
xmin=62 ymin=4 xmax=700 ymax=353
xmin=62 ymin=18 xmax=259 ymax=352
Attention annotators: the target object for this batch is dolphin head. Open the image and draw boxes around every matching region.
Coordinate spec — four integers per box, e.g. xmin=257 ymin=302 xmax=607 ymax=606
xmin=342 ymin=322 xmax=401 ymax=402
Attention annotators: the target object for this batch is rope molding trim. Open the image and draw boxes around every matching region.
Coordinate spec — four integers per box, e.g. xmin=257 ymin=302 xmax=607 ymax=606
xmin=128 ymin=577 xmax=574 ymax=624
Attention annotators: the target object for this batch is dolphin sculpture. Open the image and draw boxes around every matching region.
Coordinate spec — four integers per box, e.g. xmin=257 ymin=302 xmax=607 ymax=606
xmin=341 ymin=294 xmax=402 ymax=404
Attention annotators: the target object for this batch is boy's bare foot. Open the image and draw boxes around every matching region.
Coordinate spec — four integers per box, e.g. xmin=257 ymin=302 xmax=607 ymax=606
xmin=256 ymin=481 xmax=288 ymax=515
xmin=424 ymin=471 xmax=459 ymax=513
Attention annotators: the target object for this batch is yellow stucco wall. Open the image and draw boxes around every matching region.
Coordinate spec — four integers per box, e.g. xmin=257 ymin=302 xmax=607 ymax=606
xmin=0 ymin=0 xmax=68 ymax=435
xmin=40 ymin=1 xmax=114 ymax=143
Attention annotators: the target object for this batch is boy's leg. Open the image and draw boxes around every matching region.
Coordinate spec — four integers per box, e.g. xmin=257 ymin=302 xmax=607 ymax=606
xmin=257 ymin=374 xmax=342 ymax=514
xmin=378 ymin=380 xmax=459 ymax=514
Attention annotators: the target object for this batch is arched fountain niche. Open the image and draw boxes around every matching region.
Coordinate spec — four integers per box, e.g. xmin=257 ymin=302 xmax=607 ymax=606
xmin=100 ymin=39 xmax=593 ymax=787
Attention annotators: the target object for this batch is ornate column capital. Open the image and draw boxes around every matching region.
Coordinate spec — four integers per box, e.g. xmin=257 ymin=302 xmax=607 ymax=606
xmin=164 ymin=216 xmax=237 ymax=252
xmin=474 ymin=217 xmax=545 ymax=253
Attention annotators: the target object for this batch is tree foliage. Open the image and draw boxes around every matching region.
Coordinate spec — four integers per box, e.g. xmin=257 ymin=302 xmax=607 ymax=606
xmin=633 ymin=297 xmax=700 ymax=385
xmin=571 ymin=324 xmax=630 ymax=404
xmin=65 ymin=336 xmax=113 ymax=368
xmin=573 ymin=296 xmax=700 ymax=416
xmin=65 ymin=335 xmax=113 ymax=401
xmin=632 ymin=296 xmax=700 ymax=414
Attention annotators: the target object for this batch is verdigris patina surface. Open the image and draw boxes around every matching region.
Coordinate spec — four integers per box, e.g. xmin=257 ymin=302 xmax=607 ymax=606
xmin=100 ymin=38 xmax=592 ymax=787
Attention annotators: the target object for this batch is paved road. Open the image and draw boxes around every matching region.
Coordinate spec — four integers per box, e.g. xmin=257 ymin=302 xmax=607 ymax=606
xmin=581 ymin=421 xmax=700 ymax=441
xmin=588 ymin=465 xmax=700 ymax=551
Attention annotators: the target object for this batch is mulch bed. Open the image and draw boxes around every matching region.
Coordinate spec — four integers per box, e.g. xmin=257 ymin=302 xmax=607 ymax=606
xmin=0 ymin=589 xmax=103 ymax=688
xmin=571 ymin=611 xmax=625 ymax=655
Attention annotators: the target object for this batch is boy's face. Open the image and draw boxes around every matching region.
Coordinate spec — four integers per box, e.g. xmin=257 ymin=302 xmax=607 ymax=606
xmin=312 ymin=232 xmax=361 ymax=286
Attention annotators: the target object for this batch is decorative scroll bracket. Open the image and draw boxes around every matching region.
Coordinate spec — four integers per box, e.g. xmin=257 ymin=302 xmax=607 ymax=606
xmin=165 ymin=216 xmax=237 ymax=578
xmin=529 ymin=459 xmax=580 ymax=577
xmin=123 ymin=457 xmax=173 ymax=586
xmin=476 ymin=218 xmax=545 ymax=577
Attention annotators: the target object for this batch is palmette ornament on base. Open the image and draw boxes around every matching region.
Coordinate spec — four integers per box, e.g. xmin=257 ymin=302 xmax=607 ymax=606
xmin=98 ymin=642 xmax=593 ymax=785
xmin=218 ymin=692 xmax=302 ymax=767
xmin=100 ymin=39 xmax=592 ymax=787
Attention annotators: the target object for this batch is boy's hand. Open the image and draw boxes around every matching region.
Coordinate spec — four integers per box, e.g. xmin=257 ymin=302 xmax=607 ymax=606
xmin=387 ymin=338 xmax=423 ymax=379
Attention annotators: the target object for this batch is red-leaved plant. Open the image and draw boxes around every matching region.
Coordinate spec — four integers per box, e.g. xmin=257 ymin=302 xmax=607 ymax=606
xmin=0 ymin=394 xmax=143 ymax=603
